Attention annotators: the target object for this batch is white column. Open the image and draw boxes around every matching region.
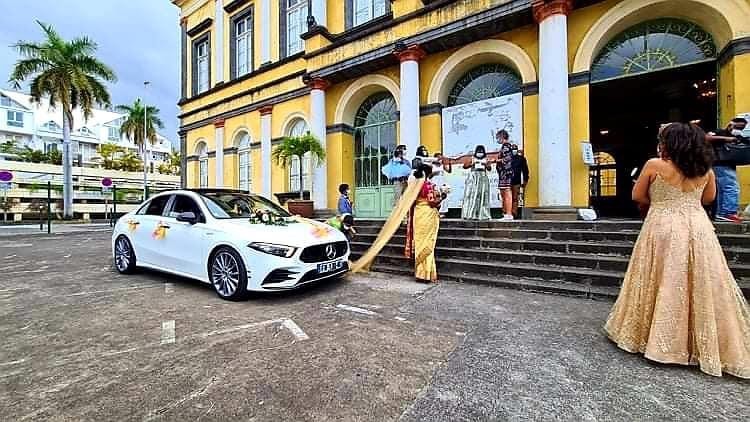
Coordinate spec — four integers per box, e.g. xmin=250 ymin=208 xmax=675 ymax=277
xmin=260 ymin=0 xmax=271 ymax=64
xmin=260 ymin=107 xmax=273 ymax=198
xmin=214 ymin=0 xmax=224 ymax=83
xmin=309 ymin=78 xmax=329 ymax=209
xmin=396 ymin=45 xmax=425 ymax=156
xmin=310 ymin=0 xmax=327 ymax=27
xmin=214 ymin=121 xmax=225 ymax=187
xmin=536 ymin=4 xmax=572 ymax=207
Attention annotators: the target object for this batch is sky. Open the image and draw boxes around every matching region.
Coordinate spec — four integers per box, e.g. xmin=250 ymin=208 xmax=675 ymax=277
xmin=0 ymin=0 xmax=181 ymax=148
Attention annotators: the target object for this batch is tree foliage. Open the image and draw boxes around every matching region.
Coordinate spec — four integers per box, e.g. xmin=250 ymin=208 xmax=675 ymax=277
xmin=116 ymin=99 xmax=164 ymax=153
xmin=271 ymin=134 xmax=325 ymax=198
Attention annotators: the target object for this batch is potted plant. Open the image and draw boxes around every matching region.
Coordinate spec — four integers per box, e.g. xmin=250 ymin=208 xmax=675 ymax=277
xmin=271 ymin=133 xmax=325 ymax=218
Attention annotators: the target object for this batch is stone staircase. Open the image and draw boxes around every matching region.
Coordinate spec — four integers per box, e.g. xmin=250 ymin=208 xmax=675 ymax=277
xmin=349 ymin=219 xmax=750 ymax=300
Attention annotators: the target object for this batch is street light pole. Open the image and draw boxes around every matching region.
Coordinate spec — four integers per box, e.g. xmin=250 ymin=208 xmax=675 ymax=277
xmin=142 ymin=81 xmax=150 ymax=199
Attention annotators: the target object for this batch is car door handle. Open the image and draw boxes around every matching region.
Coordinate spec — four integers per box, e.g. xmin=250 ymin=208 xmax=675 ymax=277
xmin=159 ymin=223 xmax=171 ymax=229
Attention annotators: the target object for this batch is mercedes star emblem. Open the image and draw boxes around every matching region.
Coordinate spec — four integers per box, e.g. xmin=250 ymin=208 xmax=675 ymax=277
xmin=325 ymin=244 xmax=336 ymax=260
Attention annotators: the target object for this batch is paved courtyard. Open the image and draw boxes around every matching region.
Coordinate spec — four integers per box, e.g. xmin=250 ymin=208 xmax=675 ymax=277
xmin=0 ymin=231 xmax=747 ymax=421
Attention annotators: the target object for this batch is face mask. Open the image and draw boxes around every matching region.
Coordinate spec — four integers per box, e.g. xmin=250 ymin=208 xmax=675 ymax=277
xmin=512 ymin=150 xmax=518 ymax=156
xmin=731 ymin=129 xmax=744 ymax=137
xmin=475 ymin=152 xmax=485 ymax=159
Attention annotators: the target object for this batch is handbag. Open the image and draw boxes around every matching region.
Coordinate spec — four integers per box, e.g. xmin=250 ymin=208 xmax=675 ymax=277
xmin=715 ymin=140 xmax=750 ymax=166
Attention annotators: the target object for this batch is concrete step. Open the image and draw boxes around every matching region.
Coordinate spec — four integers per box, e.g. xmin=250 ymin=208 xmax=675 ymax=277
xmin=351 ymin=234 xmax=750 ymax=263
xmin=351 ymin=250 xmax=750 ymax=296
xmin=351 ymin=242 xmax=632 ymax=273
xmin=367 ymin=263 xmax=621 ymax=300
xmin=354 ymin=218 xmax=750 ymax=235
xmin=353 ymin=226 xmax=750 ymax=249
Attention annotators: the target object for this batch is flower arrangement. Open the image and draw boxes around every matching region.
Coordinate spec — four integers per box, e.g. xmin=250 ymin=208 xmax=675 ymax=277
xmin=248 ymin=210 xmax=291 ymax=226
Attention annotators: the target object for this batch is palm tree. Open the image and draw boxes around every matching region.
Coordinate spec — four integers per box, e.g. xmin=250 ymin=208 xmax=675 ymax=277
xmin=116 ymin=99 xmax=164 ymax=196
xmin=272 ymin=133 xmax=326 ymax=199
xmin=9 ymin=21 xmax=116 ymax=218
xmin=168 ymin=151 xmax=182 ymax=175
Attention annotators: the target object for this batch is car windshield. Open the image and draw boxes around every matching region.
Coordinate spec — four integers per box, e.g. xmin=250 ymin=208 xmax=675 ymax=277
xmin=200 ymin=192 xmax=291 ymax=219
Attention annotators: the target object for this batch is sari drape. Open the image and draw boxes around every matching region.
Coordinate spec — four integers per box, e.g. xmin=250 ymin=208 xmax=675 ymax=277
xmin=350 ymin=177 xmax=425 ymax=273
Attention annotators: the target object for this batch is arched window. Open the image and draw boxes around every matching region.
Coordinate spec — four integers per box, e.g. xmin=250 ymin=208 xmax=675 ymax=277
xmin=591 ymin=19 xmax=716 ymax=82
xmin=236 ymin=133 xmax=252 ymax=192
xmin=447 ymin=64 xmax=522 ymax=107
xmin=594 ymin=152 xmax=617 ymax=197
xmin=286 ymin=118 xmax=311 ymax=192
xmin=196 ymin=142 xmax=208 ymax=188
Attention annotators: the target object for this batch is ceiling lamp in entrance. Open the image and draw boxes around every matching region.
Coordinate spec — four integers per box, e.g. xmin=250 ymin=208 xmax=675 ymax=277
xmin=591 ymin=19 xmax=717 ymax=82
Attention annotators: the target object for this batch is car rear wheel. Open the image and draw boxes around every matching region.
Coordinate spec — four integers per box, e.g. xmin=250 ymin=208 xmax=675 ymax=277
xmin=114 ymin=235 xmax=136 ymax=274
xmin=209 ymin=247 xmax=248 ymax=301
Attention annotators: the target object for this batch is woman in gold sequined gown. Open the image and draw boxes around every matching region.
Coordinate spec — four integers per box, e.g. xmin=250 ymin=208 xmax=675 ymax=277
xmin=605 ymin=123 xmax=750 ymax=379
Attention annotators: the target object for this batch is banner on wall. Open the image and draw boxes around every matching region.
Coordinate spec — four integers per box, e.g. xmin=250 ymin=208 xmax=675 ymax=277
xmin=440 ymin=93 xmax=523 ymax=209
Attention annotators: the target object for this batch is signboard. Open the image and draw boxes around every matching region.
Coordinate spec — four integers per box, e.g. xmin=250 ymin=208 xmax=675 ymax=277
xmin=441 ymin=93 xmax=523 ymax=209
xmin=0 ymin=182 xmax=10 ymax=191
xmin=581 ymin=142 xmax=595 ymax=166
xmin=101 ymin=177 xmax=113 ymax=193
xmin=0 ymin=170 xmax=12 ymax=182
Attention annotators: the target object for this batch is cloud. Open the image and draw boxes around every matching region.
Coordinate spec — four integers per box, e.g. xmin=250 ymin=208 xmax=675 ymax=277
xmin=0 ymin=0 xmax=181 ymax=148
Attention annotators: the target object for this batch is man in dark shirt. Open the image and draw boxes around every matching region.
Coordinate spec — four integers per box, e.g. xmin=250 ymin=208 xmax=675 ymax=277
xmin=707 ymin=117 xmax=747 ymax=223
xmin=509 ymin=144 xmax=530 ymax=219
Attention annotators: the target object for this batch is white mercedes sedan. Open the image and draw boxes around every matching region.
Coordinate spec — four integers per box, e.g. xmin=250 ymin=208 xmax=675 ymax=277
xmin=111 ymin=189 xmax=350 ymax=300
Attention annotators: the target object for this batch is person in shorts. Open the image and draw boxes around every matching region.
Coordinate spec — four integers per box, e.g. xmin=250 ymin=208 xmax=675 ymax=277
xmin=496 ymin=130 xmax=514 ymax=221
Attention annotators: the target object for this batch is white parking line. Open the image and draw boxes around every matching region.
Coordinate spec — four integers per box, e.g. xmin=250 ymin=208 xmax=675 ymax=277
xmin=161 ymin=320 xmax=176 ymax=345
xmin=65 ymin=285 xmax=159 ymax=297
xmin=281 ymin=319 xmax=309 ymax=341
xmin=0 ymin=318 xmax=309 ymax=375
xmin=0 ymin=243 xmax=33 ymax=248
xmin=0 ymin=358 xmax=26 ymax=367
xmin=335 ymin=304 xmax=379 ymax=316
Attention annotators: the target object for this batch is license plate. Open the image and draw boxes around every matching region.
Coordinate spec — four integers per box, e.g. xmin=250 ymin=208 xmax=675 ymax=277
xmin=317 ymin=259 xmax=344 ymax=274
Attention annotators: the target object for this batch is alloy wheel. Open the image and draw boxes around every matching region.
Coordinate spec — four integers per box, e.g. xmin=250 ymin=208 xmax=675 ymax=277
xmin=211 ymin=251 xmax=240 ymax=297
xmin=114 ymin=238 xmax=131 ymax=272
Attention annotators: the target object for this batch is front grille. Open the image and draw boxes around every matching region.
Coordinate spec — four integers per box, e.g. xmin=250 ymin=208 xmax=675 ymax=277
xmin=299 ymin=241 xmax=348 ymax=263
xmin=262 ymin=268 xmax=299 ymax=285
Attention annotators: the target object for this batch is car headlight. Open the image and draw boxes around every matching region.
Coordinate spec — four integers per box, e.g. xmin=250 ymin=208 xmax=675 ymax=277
xmin=248 ymin=242 xmax=297 ymax=258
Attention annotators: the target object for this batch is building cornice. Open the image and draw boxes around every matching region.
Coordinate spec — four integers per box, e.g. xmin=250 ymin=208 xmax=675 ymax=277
xmin=179 ymin=70 xmax=306 ymax=118
xmin=719 ymin=36 xmax=750 ymax=65
xmin=180 ymin=87 xmax=310 ymax=133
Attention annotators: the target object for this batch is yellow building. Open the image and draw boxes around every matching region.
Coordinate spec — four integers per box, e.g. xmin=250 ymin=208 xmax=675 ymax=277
xmin=173 ymin=0 xmax=750 ymax=218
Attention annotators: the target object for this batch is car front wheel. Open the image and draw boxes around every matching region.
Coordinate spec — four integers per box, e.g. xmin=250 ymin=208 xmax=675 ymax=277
xmin=209 ymin=247 xmax=248 ymax=301
xmin=114 ymin=235 xmax=136 ymax=274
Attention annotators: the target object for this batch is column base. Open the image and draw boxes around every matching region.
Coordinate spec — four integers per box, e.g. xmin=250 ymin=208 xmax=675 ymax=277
xmin=530 ymin=206 xmax=579 ymax=221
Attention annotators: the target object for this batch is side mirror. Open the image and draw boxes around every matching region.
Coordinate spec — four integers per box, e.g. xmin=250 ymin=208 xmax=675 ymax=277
xmin=176 ymin=211 xmax=198 ymax=224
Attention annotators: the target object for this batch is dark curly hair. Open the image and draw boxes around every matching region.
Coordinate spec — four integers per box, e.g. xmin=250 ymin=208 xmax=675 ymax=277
xmin=658 ymin=122 xmax=714 ymax=178
xmin=413 ymin=163 xmax=433 ymax=179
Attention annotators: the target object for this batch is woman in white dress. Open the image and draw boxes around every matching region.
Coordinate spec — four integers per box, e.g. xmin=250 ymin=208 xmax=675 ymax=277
xmin=431 ymin=152 xmax=452 ymax=217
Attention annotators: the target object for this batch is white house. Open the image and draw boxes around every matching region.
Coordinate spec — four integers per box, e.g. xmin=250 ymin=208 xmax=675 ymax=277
xmin=0 ymin=89 xmax=173 ymax=166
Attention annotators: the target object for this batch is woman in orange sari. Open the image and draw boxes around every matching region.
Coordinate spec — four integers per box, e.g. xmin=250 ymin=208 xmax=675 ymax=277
xmin=405 ymin=164 xmax=444 ymax=283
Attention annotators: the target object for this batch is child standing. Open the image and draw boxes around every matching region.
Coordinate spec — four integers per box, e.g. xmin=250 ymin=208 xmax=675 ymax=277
xmin=338 ymin=183 xmax=353 ymax=215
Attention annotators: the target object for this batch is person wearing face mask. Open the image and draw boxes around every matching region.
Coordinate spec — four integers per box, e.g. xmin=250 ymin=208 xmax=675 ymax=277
xmin=382 ymin=147 xmax=412 ymax=208
xmin=706 ymin=117 xmax=748 ymax=223
xmin=432 ymin=152 xmax=452 ymax=218
xmin=411 ymin=145 xmax=432 ymax=170
xmin=496 ymin=130 xmax=515 ymax=221
xmin=509 ymin=144 xmax=530 ymax=219
xmin=337 ymin=183 xmax=353 ymax=215
xmin=461 ymin=145 xmax=492 ymax=220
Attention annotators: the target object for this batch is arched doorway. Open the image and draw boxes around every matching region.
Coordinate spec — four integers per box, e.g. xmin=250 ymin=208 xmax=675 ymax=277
xmin=589 ymin=18 xmax=718 ymax=217
xmin=440 ymin=64 xmax=523 ymax=211
xmin=353 ymin=92 xmax=398 ymax=218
